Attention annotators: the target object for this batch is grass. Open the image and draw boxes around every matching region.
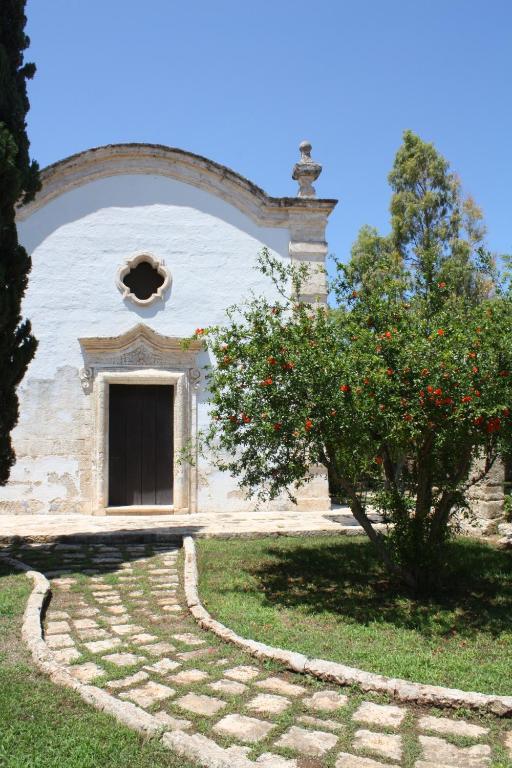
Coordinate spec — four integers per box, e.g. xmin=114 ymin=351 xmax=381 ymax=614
xmin=197 ymin=535 xmax=512 ymax=695
xmin=0 ymin=560 xmax=196 ymax=768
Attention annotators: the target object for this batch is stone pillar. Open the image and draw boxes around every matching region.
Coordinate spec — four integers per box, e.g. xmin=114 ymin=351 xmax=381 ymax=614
xmin=465 ymin=458 xmax=505 ymax=535
xmin=289 ymin=142 xmax=331 ymax=305
xmin=288 ymin=142 xmax=334 ymax=510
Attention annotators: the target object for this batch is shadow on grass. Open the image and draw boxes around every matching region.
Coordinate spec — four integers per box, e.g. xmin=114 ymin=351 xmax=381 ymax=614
xmin=248 ymin=538 xmax=512 ymax=639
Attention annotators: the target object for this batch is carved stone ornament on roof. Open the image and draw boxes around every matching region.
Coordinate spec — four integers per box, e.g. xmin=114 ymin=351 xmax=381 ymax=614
xmin=292 ymin=140 xmax=323 ymax=198
xmin=116 ymin=251 xmax=171 ymax=306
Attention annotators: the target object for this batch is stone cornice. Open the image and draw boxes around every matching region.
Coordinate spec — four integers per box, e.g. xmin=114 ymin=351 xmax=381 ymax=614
xmin=78 ymin=323 xmax=202 ymax=355
xmin=17 ymin=143 xmax=338 ymax=226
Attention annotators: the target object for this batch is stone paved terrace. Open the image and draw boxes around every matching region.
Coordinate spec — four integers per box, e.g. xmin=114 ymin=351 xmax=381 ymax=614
xmin=2 ymin=538 xmax=511 ymax=768
xmin=0 ymin=507 xmax=385 ymax=544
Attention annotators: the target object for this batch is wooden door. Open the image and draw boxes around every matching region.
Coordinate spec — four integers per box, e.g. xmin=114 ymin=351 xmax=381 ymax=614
xmin=108 ymin=384 xmax=173 ymax=506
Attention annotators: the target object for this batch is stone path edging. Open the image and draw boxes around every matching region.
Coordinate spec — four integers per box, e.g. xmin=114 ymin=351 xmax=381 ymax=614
xmin=183 ymin=536 xmax=512 ymax=717
xmin=0 ymin=553 xmax=301 ymax=768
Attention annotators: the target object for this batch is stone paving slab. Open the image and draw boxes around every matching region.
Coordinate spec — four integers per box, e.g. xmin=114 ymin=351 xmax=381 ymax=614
xmin=353 ymin=729 xmax=403 ymax=761
xmin=275 ymin=725 xmax=338 ymax=756
xmin=214 ymin=713 xmax=276 ymax=743
xmin=11 ymin=539 xmax=503 ymax=768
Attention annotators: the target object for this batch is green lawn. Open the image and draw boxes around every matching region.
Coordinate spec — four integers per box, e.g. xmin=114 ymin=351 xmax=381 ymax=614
xmin=0 ymin=561 xmax=195 ymax=768
xmin=197 ymin=535 xmax=512 ymax=695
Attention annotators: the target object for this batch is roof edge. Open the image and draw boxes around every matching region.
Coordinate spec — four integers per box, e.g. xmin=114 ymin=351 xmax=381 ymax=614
xmin=18 ymin=143 xmax=337 ymax=225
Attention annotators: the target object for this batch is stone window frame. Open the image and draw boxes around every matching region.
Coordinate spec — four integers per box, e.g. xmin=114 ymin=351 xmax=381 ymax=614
xmin=116 ymin=251 xmax=171 ymax=306
xmin=93 ymin=369 xmax=196 ymax=515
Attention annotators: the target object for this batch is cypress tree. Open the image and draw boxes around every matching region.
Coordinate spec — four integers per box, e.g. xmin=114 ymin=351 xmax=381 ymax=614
xmin=0 ymin=0 xmax=39 ymax=484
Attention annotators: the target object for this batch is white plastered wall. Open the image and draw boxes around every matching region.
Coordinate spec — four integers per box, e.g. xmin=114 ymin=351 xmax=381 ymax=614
xmin=0 ymin=167 xmax=332 ymax=515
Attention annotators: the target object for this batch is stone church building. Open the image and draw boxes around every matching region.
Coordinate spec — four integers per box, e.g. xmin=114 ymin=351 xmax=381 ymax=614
xmin=0 ymin=142 xmax=505 ymax=532
xmin=0 ymin=142 xmax=336 ymax=517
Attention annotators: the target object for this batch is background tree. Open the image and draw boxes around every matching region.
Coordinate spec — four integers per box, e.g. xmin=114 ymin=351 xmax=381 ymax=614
xmin=195 ymin=132 xmax=512 ymax=594
xmin=0 ymin=0 xmax=39 ymax=484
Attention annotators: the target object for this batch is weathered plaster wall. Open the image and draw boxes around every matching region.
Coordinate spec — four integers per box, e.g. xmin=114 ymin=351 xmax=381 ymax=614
xmin=0 ymin=169 xmax=330 ymax=515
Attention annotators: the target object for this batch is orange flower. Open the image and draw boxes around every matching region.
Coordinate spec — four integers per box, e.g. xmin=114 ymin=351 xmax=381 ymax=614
xmin=375 ymin=455 xmax=383 ymax=465
xmin=437 ymin=328 xmax=445 ymax=336
xmin=305 ymin=419 xmax=313 ymax=431
xmin=195 ymin=327 xmax=205 ymax=336
xmin=403 ymin=413 xmax=413 ymax=422
xmin=242 ymin=414 xmax=251 ymax=424
xmin=472 ymin=366 xmax=479 ymax=374
xmin=438 ymin=281 xmax=446 ymax=288
xmin=386 ymin=368 xmax=394 ymax=376
xmin=340 ymin=384 xmax=351 ymax=393
xmin=461 ymin=395 xmax=472 ymax=403
xmin=267 ymin=356 xmax=277 ymax=365
xmin=260 ymin=378 xmax=273 ymax=387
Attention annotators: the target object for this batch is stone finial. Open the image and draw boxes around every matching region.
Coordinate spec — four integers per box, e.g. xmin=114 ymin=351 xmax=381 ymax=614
xmin=292 ymin=141 xmax=322 ymax=198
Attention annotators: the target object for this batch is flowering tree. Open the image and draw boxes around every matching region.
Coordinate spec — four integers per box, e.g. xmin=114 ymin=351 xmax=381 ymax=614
xmin=195 ymin=132 xmax=512 ymax=593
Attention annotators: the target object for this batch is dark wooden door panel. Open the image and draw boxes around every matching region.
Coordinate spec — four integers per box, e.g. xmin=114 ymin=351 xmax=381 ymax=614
xmin=155 ymin=385 xmax=173 ymax=505
xmin=108 ymin=384 xmax=173 ymax=506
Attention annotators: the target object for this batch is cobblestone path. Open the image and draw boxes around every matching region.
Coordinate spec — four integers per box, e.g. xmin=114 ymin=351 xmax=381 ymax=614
xmin=7 ymin=540 xmax=511 ymax=768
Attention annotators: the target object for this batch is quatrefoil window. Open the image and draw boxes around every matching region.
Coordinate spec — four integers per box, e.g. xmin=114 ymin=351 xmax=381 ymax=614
xmin=116 ymin=252 xmax=171 ymax=306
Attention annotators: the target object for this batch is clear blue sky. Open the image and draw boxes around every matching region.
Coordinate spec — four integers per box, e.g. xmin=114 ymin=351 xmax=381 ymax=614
xmin=25 ymin=0 xmax=512 ymax=271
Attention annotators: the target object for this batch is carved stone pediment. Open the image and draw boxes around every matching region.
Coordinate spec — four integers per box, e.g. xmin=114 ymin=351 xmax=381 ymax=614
xmin=79 ymin=324 xmax=203 ymax=391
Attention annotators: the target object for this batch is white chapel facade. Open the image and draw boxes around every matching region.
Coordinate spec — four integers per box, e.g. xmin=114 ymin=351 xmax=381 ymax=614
xmin=0 ymin=143 xmax=337 ymax=517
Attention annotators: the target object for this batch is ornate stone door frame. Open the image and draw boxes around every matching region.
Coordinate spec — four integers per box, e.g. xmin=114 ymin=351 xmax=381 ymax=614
xmin=79 ymin=324 xmax=202 ymax=516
